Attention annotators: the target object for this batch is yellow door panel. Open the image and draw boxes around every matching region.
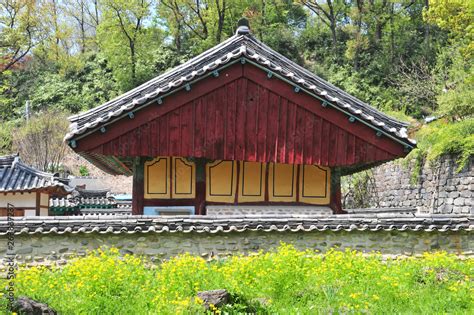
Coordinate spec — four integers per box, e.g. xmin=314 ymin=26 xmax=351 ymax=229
xmin=299 ymin=165 xmax=330 ymax=205
xmin=206 ymin=160 xmax=237 ymax=203
xmin=144 ymin=157 xmax=170 ymax=199
xmin=172 ymin=157 xmax=195 ymax=199
xmin=268 ymin=163 xmax=297 ymax=202
xmin=238 ymin=161 xmax=266 ymax=202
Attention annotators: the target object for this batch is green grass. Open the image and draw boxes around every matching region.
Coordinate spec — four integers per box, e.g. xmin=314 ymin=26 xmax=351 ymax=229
xmin=1 ymin=245 xmax=473 ymax=314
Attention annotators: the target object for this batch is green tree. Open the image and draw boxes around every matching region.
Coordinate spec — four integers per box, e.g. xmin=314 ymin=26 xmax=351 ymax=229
xmin=98 ymin=0 xmax=162 ymax=89
xmin=424 ymin=0 xmax=473 ymax=121
xmin=0 ymin=0 xmax=42 ymax=73
xmin=12 ymin=109 xmax=70 ymax=172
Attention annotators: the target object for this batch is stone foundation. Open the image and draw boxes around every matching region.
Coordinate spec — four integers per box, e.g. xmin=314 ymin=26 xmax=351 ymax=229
xmin=1 ymin=229 xmax=471 ymax=270
xmin=206 ymin=205 xmax=332 ymax=216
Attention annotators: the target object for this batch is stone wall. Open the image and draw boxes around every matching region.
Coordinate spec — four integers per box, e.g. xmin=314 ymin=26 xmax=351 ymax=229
xmin=206 ymin=205 xmax=332 ymax=216
xmin=371 ymin=156 xmax=473 ymax=214
xmin=1 ymin=229 xmax=471 ymax=269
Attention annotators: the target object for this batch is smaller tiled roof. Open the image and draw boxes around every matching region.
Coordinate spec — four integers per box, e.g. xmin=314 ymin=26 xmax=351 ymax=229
xmin=49 ymin=196 xmax=131 ymax=216
xmin=0 ymin=154 xmax=73 ymax=195
xmin=80 ymin=208 xmax=132 ymax=215
xmin=0 ymin=214 xmax=471 ymax=235
xmin=50 ymin=196 xmax=117 ymax=208
xmin=74 ymin=187 xmax=110 ymax=198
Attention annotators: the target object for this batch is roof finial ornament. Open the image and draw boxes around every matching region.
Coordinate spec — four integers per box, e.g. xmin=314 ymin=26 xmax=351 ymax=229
xmin=236 ymin=18 xmax=250 ymax=35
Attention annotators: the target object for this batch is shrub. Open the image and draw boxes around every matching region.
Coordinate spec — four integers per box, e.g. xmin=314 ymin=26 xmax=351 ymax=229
xmin=78 ymin=165 xmax=89 ymax=176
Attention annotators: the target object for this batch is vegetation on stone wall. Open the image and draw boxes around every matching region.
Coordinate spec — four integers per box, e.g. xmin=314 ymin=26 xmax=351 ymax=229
xmin=408 ymin=119 xmax=474 ymax=175
xmin=1 ymin=245 xmax=473 ymax=314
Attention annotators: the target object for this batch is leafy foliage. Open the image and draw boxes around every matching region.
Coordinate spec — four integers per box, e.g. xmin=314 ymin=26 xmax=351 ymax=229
xmin=408 ymin=119 xmax=474 ymax=173
xmin=79 ymin=165 xmax=90 ymax=176
xmin=1 ymin=245 xmax=472 ymax=314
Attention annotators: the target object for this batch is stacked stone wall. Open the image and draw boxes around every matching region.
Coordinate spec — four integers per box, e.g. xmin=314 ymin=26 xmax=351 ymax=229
xmin=0 ymin=229 xmax=471 ymax=270
xmin=371 ymin=156 xmax=473 ymax=214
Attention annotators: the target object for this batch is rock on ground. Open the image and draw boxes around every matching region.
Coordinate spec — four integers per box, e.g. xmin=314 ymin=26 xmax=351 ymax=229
xmin=11 ymin=296 xmax=57 ymax=315
xmin=197 ymin=289 xmax=230 ymax=309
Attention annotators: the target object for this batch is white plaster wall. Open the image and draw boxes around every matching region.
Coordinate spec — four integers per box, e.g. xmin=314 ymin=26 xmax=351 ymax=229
xmin=40 ymin=193 xmax=49 ymax=207
xmin=24 ymin=210 xmax=36 ymax=217
xmin=0 ymin=193 xmax=36 ymax=208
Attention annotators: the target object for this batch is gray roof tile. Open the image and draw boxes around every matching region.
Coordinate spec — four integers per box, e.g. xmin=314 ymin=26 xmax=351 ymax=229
xmin=0 ymin=214 xmax=471 ymax=235
xmin=0 ymin=155 xmax=73 ymax=194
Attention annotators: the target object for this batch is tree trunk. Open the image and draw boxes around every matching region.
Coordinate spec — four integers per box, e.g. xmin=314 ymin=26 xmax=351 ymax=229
xmin=330 ymin=21 xmax=337 ymax=52
xmin=130 ymin=41 xmax=136 ymax=84
xmin=80 ymin=0 xmax=86 ymax=53
xmin=215 ymin=0 xmax=226 ymax=43
xmin=424 ymin=0 xmax=430 ymax=53
xmin=328 ymin=0 xmax=337 ymax=54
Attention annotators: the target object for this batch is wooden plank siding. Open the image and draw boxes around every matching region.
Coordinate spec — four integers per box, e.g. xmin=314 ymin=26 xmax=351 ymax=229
xmin=77 ymin=63 xmax=404 ymax=168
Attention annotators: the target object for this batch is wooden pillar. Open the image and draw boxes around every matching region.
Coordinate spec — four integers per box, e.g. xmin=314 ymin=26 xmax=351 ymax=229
xmin=35 ymin=192 xmax=40 ymax=216
xmin=132 ymin=157 xmax=145 ymax=215
xmin=330 ymin=169 xmax=346 ymax=214
xmin=195 ymin=158 xmax=207 ymax=215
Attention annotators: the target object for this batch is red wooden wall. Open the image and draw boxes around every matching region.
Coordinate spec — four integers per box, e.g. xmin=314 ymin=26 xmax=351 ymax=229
xmin=76 ymin=63 xmax=406 ymax=167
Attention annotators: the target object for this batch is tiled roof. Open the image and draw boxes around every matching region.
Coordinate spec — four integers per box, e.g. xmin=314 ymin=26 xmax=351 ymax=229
xmin=0 ymin=155 xmax=73 ymax=194
xmin=74 ymin=187 xmax=110 ymax=198
xmin=79 ymin=208 xmax=132 ymax=215
xmin=0 ymin=214 xmax=471 ymax=235
xmin=50 ymin=196 xmax=117 ymax=208
xmin=66 ymin=28 xmax=415 ymax=147
xmin=49 ymin=196 xmax=131 ymax=215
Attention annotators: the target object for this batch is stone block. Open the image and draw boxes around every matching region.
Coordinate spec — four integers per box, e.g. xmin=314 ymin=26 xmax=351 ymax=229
xmin=15 ymin=247 xmax=33 ymax=255
xmin=449 ymin=192 xmax=460 ymax=198
xmin=454 ymin=198 xmax=465 ymax=206
xmin=460 ymin=190 xmax=471 ymax=198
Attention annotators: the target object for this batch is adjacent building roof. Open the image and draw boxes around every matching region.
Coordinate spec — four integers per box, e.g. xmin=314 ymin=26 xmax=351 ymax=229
xmin=0 ymin=155 xmax=73 ymax=195
xmin=49 ymin=195 xmax=132 ymax=215
xmin=66 ymin=25 xmax=415 ymax=148
xmin=50 ymin=186 xmax=132 ymax=215
xmin=0 ymin=214 xmax=471 ymax=235
xmin=50 ymin=196 xmax=116 ymax=209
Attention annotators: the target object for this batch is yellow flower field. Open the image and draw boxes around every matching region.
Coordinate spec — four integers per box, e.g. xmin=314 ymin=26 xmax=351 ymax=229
xmin=1 ymin=245 xmax=473 ymax=314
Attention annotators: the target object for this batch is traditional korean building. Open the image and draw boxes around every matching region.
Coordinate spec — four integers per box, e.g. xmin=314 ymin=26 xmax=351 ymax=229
xmin=65 ymin=20 xmax=415 ymax=216
xmin=0 ymin=154 xmax=73 ymax=216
